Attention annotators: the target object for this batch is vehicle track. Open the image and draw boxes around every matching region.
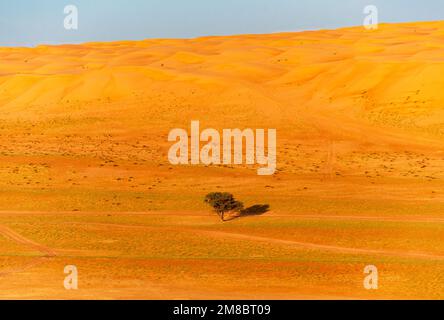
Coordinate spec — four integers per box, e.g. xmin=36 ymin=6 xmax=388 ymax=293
xmin=0 ymin=224 xmax=57 ymax=277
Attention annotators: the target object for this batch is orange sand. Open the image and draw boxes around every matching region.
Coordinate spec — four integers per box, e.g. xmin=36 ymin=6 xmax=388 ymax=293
xmin=0 ymin=21 xmax=443 ymax=299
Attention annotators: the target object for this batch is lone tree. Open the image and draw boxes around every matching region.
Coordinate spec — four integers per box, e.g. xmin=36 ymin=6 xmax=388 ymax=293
xmin=204 ymin=192 xmax=244 ymax=222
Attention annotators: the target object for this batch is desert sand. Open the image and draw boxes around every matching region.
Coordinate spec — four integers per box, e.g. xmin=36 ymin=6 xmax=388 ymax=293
xmin=0 ymin=21 xmax=443 ymax=299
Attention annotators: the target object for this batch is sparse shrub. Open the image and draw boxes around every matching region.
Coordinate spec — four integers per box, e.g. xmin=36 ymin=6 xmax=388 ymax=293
xmin=204 ymin=192 xmax=244 ymax=222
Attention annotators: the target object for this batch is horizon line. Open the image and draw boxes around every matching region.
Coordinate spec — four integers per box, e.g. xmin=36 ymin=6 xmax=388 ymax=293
xmin=1 ymin=19 xmax=442 ymax=49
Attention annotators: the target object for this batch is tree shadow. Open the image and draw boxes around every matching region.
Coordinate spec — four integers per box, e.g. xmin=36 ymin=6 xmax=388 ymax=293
xmin=240 ymin=204 xmax=270 ymax=217
xmin=223 ymin=204 xmax=270 ymax=222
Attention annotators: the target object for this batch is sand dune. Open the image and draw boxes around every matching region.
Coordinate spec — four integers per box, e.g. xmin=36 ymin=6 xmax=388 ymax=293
xmin=1 ymin=22 xmax=444 ymax=145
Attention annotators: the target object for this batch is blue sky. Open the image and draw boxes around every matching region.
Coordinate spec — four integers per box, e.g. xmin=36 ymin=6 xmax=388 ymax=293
xmin=0 ymin=0 xmax=443 ymax=46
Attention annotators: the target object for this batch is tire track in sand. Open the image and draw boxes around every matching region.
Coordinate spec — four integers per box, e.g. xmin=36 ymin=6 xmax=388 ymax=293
xmin=62 ymin=221 xmax=444 ymax=262
xmin=0 ymin=225 xmax=56 ymax=257
xmin=195 ymin=229 xmax=444 ymax=261
xmin=0 ymin=224 xmax=56 ymax=277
